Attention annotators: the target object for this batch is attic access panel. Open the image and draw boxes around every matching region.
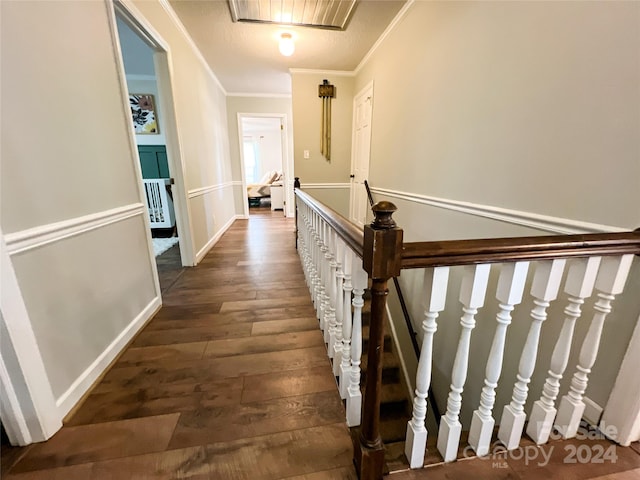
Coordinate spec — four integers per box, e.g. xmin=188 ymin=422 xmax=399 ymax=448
xmin=228 ymin=0 xmax=357 ymax=30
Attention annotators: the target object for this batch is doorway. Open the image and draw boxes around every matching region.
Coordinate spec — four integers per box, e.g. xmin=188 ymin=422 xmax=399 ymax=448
xmin=113 ymin=3 xmax=193 ymax=291
xmin=238 ymin=114 xmax=289 ymax=218
xmin=349 ymin=82 xmax=374 ymax=227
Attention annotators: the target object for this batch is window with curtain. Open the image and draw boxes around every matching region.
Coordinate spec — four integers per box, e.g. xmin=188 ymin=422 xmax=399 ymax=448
xmin=243 ymin=137 xmax=260 ymax=183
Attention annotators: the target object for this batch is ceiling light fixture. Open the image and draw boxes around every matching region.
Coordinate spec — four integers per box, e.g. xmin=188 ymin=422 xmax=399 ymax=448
xmin=279 ymin=33 xmax=295 ymax=57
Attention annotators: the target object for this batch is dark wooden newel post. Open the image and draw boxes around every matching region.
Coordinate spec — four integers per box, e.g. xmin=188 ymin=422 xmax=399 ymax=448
xmin=353 ymin=201 xmax=403 ymax=480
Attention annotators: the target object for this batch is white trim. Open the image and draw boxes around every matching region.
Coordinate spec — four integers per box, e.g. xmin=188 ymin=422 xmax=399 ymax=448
xmin=55 ymin=296 xmax=162 ymax=417
xmin=187 ymin=181 xmax=235 ymax=199
xmin=601 ymin=314 xmax=640 ymax=446
xmin=227 ymin=92 xmax=292 ymax=98
xmin=289 ymin=68 xmax=355 ymax=77
xmin=370 ymin=187 xmax=627 ymax=234
xmin=354 ymin=0 xmax=415 ymax=75
xmin=157 ymin=0 xmax=227 ymax=95
xmin=195 ymin=214 xmax=240 ymax=263
xmin=0 ymin=355 xmax=32 ymax=445
xmin=301 ymin=183 xmax=350 ymax=189
xmin=5 ymin=204 xmax=145 ymax=256
xmin=0 ymin=232 xmax=61 ymax=443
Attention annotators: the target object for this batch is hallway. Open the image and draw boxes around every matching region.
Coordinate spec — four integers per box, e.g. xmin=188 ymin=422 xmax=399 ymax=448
xmin=4 ymin=209 xmax=357 ymax=479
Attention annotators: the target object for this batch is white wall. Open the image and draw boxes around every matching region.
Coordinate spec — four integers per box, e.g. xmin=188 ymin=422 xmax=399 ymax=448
xmin=0 ymin=0 xmax=239 ymax=439
xmin=0 ymin=0 xmax=160 ymax=426
xmin=355 ymin=1 xmax=640 ymax=229
xmin=352 ymin=0 xmax=640 ymax=426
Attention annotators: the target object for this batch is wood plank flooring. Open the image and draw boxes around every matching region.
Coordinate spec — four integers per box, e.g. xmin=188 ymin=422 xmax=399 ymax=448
xmin=3 ymin=207 xmax=640 ymax=480
xmin=3 ymin=208 xmax=357 ymax=479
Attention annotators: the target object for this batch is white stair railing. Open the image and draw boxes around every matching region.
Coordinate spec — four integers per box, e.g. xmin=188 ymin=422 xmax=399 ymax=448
xmin=498 ymin=259 xmax=566 ymax=450
xmin=295 ymin=188 xmax=640 ymax=474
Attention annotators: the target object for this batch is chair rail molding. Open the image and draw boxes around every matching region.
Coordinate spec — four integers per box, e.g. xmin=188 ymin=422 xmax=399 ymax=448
xmin=188 ymin=181 xmax=237 ymax=199
xmin=4 ymin=203 xmax=145 ymax=256
xmin=369 ymin=187 xmax=627 ymax=235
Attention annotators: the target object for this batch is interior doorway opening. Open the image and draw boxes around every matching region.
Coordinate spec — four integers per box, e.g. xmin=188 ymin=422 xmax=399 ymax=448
xmin=238 ymin=115 xmax=288 ymax=217
xmin=114 ymin=4 xmax=192 ymax=291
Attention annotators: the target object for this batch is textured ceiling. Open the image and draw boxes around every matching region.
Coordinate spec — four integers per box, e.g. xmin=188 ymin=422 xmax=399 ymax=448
xmin=168 ymin=0 xmax=406 ymax=95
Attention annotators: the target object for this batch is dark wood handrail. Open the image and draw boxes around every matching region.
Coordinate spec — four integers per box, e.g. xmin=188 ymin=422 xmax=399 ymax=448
xmin=295 ymin=188 xmax=365 ymax=258
xmin=402 ymin=231 xmax=640 ymax=269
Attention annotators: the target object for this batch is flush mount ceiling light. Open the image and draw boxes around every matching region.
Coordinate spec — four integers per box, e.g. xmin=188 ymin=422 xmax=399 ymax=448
xmin=228 ymin=0 xmax=357 ymax=30
xmin=279 ymin=32 xmax=295 ymax=56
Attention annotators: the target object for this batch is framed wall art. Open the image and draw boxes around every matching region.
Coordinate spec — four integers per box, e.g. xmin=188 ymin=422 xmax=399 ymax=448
xmin=129 ymin=94 xmax=159 ymax=134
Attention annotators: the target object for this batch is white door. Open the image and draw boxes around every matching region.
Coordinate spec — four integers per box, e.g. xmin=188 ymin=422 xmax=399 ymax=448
xmin=349 ymin=83 xmax=373 ymax=227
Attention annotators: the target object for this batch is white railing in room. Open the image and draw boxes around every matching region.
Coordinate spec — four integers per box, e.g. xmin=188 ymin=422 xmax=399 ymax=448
xmin=143 ymin=179 xmax=174 ymax=228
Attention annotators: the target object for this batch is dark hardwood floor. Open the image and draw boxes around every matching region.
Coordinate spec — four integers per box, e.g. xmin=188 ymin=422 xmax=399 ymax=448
xmin=3 ymin=208 xmax=357 ymax=479
xmin=3 ymin=206 xmax=640 ymax=480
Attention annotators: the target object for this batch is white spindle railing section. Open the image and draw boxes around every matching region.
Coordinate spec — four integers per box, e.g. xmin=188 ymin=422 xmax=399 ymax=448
xmin=295 ymin=196 xmax=365 ymax=428
xmin=406 ymin=254 xmax=635 ymax=467
xmin=296 ymin=189 xmax=639 ymax=476
xmin=555 ymin=254 xmax=634 ymax=438
xmin=498 ymin=259 xmax=566 ymax=450
xmin=527 ymin=256 xmax=601 ymax=444
xmin=469 ymin=261 xmax=530 ymax=456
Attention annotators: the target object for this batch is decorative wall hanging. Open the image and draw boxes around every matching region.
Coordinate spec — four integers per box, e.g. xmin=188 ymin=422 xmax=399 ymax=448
xmin=129 ymin=94 xmax=159 ymax=134
xmin=319 ymin=79 xmax=335 ymax=161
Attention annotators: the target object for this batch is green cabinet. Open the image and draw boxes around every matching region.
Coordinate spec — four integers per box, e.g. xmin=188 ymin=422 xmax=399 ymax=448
xmin=138 ymin=145 xmax=169 ymax=179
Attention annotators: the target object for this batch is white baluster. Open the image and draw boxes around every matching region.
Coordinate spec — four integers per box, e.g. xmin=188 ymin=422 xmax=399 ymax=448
xmin=311 ymin=212 xmax=321 ymax=313
xmin=405 ymin=267 xmax=450 ymax=468
xmin=322 ymin=223 xmax=333 ymax=345
xmin=555 ymin=254 xmax=634 ymax=438
xmin=347 ymin=258 xmax=368 ymax=427
xmin=498 ymin=259 xmax=566 ymax=450
xmin=333 ymin=236 xmax=345 ymax=375
xmin=527 ymin=256 xmax=601 ymax=444
xmin=469 ymin=262 xmax=529 ymax=456
xmin=318 ymin=220 xmax=328 ymax=332
xmin=437 ymin=264 xmax=491 ymax=462
xmin=339 ymin=248 xmax=354 ymax=398
xmin=326 ymin=230 xmax=338 ymax=358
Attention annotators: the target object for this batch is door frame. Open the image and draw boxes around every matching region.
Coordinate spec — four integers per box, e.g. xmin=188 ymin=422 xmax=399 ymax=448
xmin=237 ymin=113 xmax=291 ymax=217
xmin=349 ymin=81 xmax=374 ymax=226
xmin=113 ymin=0 xmax=195 ymax=267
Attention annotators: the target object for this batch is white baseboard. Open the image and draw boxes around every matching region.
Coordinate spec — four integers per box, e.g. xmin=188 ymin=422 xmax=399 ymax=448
xmin=55 ymin=296 xmax=161 ymax=417
xmin=194 ymin=214 xmax=239 ymax=264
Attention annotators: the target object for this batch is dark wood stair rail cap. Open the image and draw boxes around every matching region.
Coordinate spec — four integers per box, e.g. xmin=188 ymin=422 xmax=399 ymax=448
xmin=401 ymin=231 xmax=640 ymax=269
